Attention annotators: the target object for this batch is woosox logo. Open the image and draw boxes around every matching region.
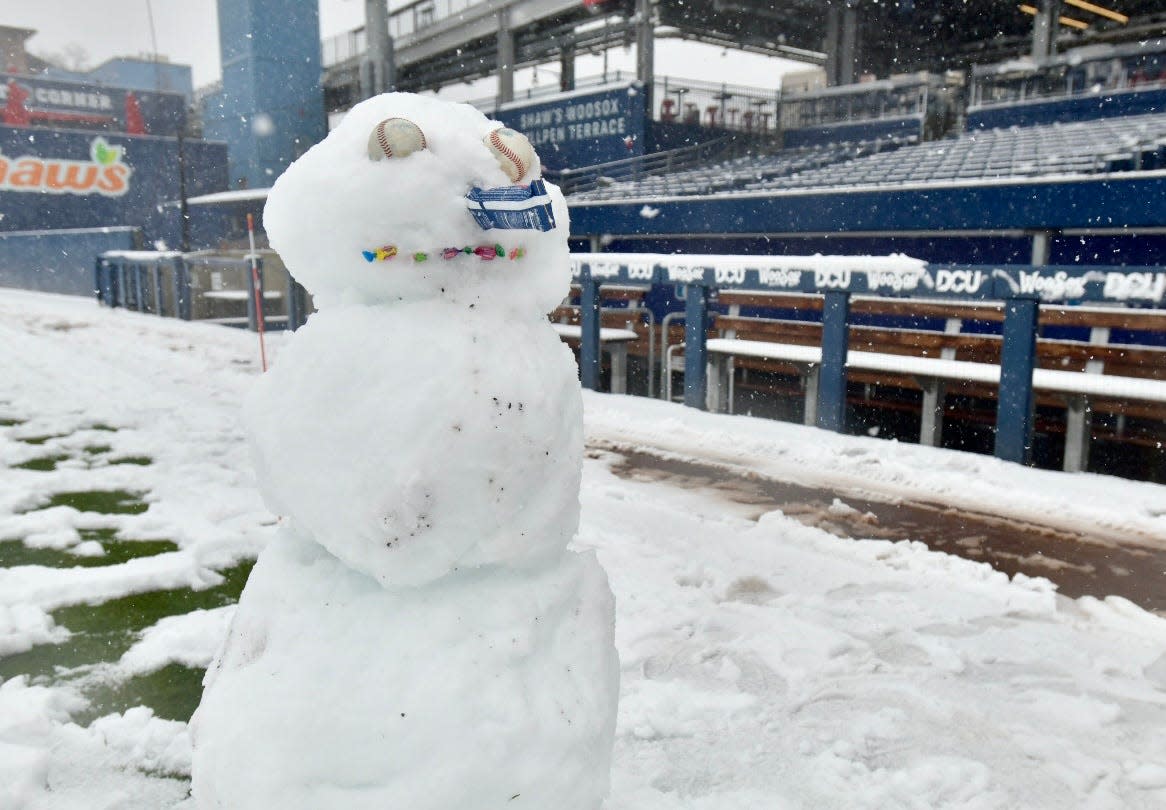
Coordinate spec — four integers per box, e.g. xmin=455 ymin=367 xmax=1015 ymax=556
xmin=587 ymin=262 xmax=623 ymax=279
xmin=866 ymin=270 xmax=923 ymax=293
xmin=757 ymin=267 xmax=805 ymax=289
xmin=666 ymin=266 xmax=707 ymax=283
xmin=1015 ymin=270 xmax=1095 ymax=300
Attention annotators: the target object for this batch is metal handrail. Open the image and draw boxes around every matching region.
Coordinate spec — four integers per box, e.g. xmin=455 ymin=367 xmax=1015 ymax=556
xmin=659 ymin=311 xmax=687 ymax=400
xmin=97 ymin=250 xmax=311 ymax=332
xmin=555 ymin=301 xmax=655 ymax=397
xmin=551 ymin=135 xmax=739 ymax=195
xmin=664 ymin=342 xmax=685 ymax=403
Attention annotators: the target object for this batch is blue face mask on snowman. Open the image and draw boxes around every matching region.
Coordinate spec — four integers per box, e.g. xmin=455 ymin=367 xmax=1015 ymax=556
xmin=465 ymin=179 xmax=556 ymax=232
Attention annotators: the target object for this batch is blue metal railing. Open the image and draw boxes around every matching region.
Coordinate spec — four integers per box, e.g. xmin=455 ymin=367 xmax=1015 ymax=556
xmin=95 ymin=251 xmax=311 ymax=332
xmin=568 ymin=253 xmax=1166 ymax=466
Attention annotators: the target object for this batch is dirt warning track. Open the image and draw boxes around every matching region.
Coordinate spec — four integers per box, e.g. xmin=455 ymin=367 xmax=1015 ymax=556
xmin=597 ymin=444 xmax=1166 ymax=616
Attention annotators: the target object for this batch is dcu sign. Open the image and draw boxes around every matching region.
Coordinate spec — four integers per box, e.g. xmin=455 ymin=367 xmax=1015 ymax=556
xmin=570 ymin=254 xmax=1166 ymax=306
xmin=0 ymin=136 xmax=132 ymax=198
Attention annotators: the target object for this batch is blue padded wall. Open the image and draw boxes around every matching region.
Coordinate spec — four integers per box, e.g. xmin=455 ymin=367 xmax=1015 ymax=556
xmin=204 ymin=0 xmax=327 ymax=189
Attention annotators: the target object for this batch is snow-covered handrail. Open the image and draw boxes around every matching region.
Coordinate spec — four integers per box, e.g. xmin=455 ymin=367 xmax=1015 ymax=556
xmin=567 ymin=251 xmax=1166 ymax=469
xmin=567 ymin=252 xmax=1166 ymax=306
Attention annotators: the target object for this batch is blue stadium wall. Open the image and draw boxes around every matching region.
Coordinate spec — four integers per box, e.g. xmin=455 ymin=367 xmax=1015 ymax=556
xmin=567 ymin=173 xmax=1166 ymax=281
xmin=568 ymin=173 xmax=1166 ymax=237
xmin=574 ymin=232 xmax=1166 ymax=271
xmin=0 ymin=227 xmax=140 ymax=296
xmin=203 ymin=0 xmax=326 ymax=188
xmin=783 ymin=115 xmax=923 ymax=148
xmin=967 ymin=87 xmax=1166 ymax=130
xmin=0 ymin=125 xmax=227 ymax=245
xmin=82 ymin=59 xmax=194 ymax=101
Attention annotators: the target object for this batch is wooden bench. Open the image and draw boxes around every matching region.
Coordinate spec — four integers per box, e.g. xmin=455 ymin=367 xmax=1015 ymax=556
xmin=550 ymin=323 xmax=638 ymax=394
xmin=555 ymin=286 xmax=655 ymax=394
xmin=704 ymin=291 xmax=1166 ymax=472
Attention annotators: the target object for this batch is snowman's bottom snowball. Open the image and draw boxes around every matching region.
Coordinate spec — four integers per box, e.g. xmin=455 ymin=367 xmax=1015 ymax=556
xmin=190 ymin=528 xmax=619 ymax=810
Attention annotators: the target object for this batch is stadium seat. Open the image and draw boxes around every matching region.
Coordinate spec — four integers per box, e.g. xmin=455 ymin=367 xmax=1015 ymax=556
xmin=565 ymin=112 xmax=1166 ymax=201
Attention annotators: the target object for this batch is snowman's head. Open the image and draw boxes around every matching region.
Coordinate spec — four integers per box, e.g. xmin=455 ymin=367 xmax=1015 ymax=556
xmin=263 ymin=93 xmax=569 ymax=313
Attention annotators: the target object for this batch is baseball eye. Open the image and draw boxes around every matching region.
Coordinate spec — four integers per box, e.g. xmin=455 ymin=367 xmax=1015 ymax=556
xmin=483 ymin=127 xmax=537 ymax=183
xmin=367 ymin=117 xmax=429 ymax=162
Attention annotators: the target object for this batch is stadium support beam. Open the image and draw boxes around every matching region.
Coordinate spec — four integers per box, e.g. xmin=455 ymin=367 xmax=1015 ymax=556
xmin=498 ymin=8 xmax=515 ymax=104
xmin=580 ymin=274 xmax=601 ymax=390
xmin=823 ymin=3 xmax=858 ymax=86
xmin=362 ymin=0 xmax=395 ymax=97
xmin=683 ymin=284 xmax=710 ymax=410
xmin=996 ymin=298 xmax=1039 ymax=465
xmin=560 ymin=44 xmax=576 ymax=92
xmin=1031 ymin=0 xmax=1064 ymax=61
xmin=816 ymin=290 xmax=850 ymax=432
xmin=636 ymin=0 xmax=654 ymax=107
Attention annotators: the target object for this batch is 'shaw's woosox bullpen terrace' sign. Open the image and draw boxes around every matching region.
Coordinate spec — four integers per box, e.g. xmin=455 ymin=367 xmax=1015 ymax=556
xmin=0 ymin=137 xmax=132 ymax=197
xmin=494 ymin=83 xmax=647 ymax=171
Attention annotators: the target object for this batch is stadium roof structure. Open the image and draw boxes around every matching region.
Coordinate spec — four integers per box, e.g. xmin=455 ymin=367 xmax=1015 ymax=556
xmin=654 ymin=0 xmax=1166 ymax=75
xmin=323 ymin=0 xmax=1165 ymax=109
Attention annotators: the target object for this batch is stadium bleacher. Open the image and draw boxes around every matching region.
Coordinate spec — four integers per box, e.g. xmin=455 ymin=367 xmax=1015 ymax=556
xmin=568 ymin=112 xmax=1166 ymax=201
xmin=771 ymin=113 xmax=1166 ymax=190
xmin=572 ymin=137 xmax=912 ymax=201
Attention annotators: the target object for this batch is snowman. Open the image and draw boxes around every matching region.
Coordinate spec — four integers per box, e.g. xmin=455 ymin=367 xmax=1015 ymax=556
xmin=189 ymin=93 xmax=619 ymax=809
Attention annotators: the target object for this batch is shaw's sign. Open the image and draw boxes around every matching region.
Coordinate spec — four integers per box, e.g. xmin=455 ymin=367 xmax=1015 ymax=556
xmin=0 ymin=137 xmax=131 ymax=197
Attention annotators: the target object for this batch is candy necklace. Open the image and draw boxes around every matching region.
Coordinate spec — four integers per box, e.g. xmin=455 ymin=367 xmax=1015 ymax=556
xmin=361 ymin=244 xmax=525 ymax=263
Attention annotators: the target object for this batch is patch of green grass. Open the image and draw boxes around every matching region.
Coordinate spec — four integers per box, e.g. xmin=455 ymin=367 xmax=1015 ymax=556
xmin=76 ymin=662 xmax=209 ymax=726
xmin=13 ymin=455 xmax=69 ymax=472
xmin=0 ymin=417 xmax=23 ymax=427
xmin=108 ymin=456 xmax=152 ymax=466
xmin=0 ymin=534 xmax=179 ymax=569
xmin=13 ymin=454 xmax=72 ymax=472
xmin=0 ymin=560 xmax=255 ymax=690
xmin=19 ymin=435 xmax=64 ymax=446
xmin=44 ymin=489 xmax=149 ymax=515
xmin=11 ymin=453 xmax=151 ymax=471
xmin=84 ymin=423 xmax=119 ymax=432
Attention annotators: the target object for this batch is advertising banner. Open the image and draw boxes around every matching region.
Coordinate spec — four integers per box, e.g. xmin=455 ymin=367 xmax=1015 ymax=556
xmin=568 ymin=253 xmax=1166 ymax=306
xmin=494 ymin=83 xmax=647 ymax=172
xmin=0 ymin=125 xmax=226 ymax=240
xmin=1 ymin=73 xmax=186 ymax=136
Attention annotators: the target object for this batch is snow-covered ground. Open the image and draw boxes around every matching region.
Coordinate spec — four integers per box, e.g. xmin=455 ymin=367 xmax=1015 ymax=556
xmin=2 ymin=289 xmax=1165 ymax=809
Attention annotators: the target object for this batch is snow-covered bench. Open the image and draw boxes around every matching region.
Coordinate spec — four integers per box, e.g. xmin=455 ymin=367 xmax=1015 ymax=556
xmin=553 ymin=289 xmax=655 ymax=396
xmin=551 ymin=323 xmax=639 ymax=394
xmin=704 ymin=296 xmax=1166 ymax=472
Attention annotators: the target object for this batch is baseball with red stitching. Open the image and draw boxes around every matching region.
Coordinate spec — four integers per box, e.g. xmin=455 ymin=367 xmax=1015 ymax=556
xmin=484 ymin=127 xmax=537 ymax=182
xmin=367 ymin=117 xmax=428 ymax=161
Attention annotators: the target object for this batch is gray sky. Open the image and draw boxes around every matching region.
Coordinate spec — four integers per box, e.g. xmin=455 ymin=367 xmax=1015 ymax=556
xmin=6 ymin=1 xmax=801 ymax=93
xmin=7 ymin=0 xmax=365 ymax=89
